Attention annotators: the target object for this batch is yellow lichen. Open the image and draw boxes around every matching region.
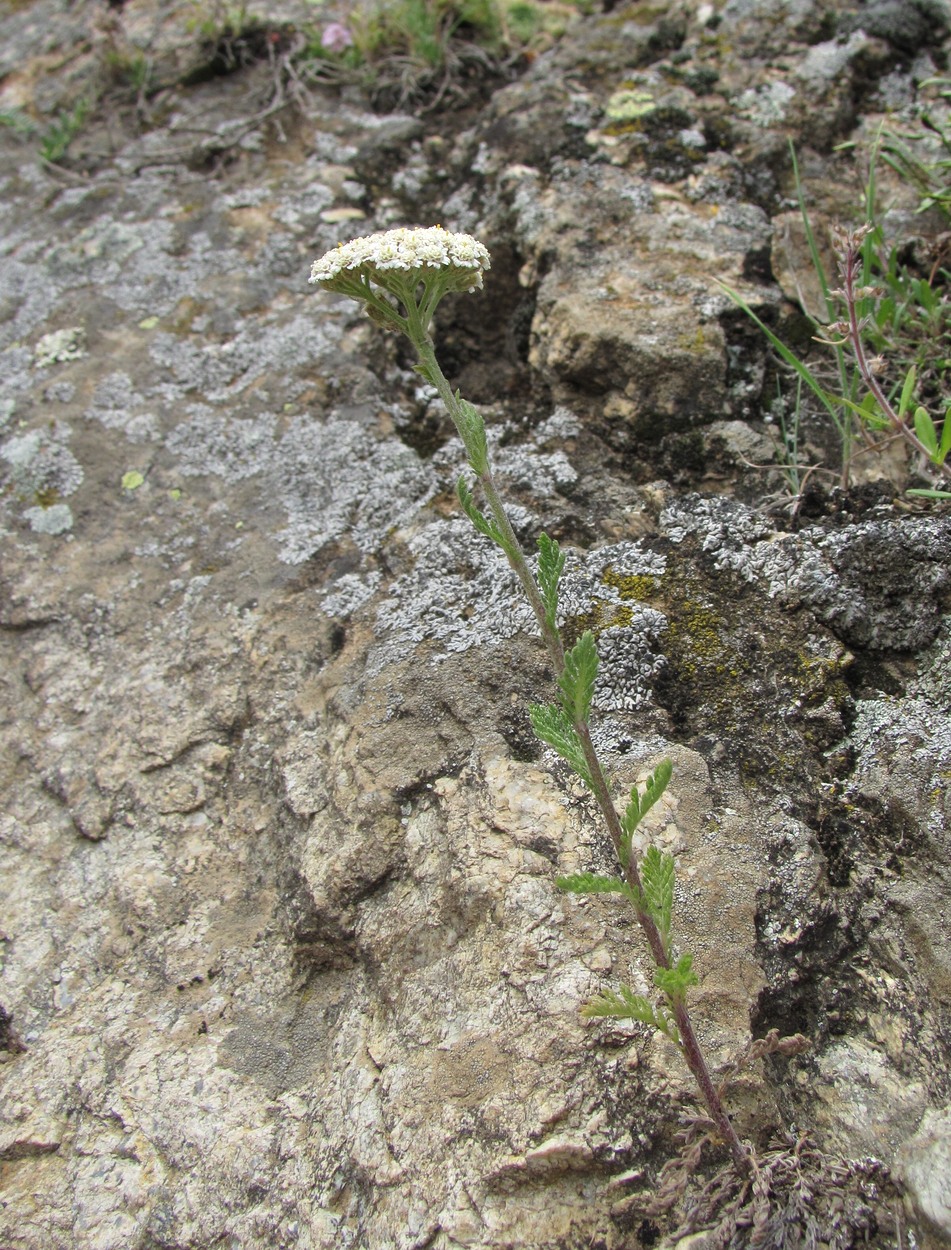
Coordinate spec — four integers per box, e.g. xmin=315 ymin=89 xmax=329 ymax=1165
xmin=601 ymin=567 xmax=661 ymax=602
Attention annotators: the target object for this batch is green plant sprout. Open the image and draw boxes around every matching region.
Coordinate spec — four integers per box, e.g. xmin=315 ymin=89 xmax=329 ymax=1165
xmin=822 ymin=224 xmax=951 ymax=499
xmin=880 ymin=76 xmax=951 ymax=225
xmin=304 ymin=0 xmax=579 ymax=108
xmin=719 ymin=143 xmax=865 ymax=490
xmin=721 ymin=141 xmax=951 ymax=500
xmin=310 ymin=226 xmax=758 ymax=1174
xmin=38 ymin=98 xmax=92 ymax=165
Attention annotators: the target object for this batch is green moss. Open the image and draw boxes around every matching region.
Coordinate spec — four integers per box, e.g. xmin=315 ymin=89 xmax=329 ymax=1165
xmin=676 ymin=326 xmax=707 ymax=353
xmin=655 ymin=566 xmax=852 ymax=791
xmin=662 ymin=593 xmax=726 ymax=681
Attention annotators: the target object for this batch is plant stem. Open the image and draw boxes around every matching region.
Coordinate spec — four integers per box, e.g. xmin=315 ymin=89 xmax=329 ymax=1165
xmin=838 ymin=231 xmax=950 ymax=481
xmin=410 ymin=321 xmax=751 ymax=1173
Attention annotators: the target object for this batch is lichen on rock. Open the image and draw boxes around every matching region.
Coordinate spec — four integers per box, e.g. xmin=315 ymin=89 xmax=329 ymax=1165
xmin=1 ymin=0 xmax=950 ymax=1246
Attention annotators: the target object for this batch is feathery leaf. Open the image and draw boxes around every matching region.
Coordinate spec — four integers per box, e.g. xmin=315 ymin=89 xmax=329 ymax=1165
xmin=457 ymin=476 xmax=504 ymax=548
xmin=557 ymin=872 xmax=638 ymax=904
xmin=455 ymin=395 xmax=488 ymax=475
xmin=537 ymin=533 xmax=565 ymax=633
xmin=529 ymin=702 xmax=592 ymax=787
xmin=580 ymin=985 xmax=680 ymax=1042
xmin=558 ymin=630 xmax=599 ymax=725
xmin=641 ymin=845 xmax=675 ymax=955
xmin=621 ymin=758 xmax=673 ymax=838
xmin=654 ymin=953 xmax=699 ymax=1002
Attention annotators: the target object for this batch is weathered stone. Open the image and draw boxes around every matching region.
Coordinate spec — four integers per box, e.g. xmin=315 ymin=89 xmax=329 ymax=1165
xmin=1 ymin=0 xmax=950 ymax=1246
xmin=896 ymin=1105 xmax=951 ymax=1243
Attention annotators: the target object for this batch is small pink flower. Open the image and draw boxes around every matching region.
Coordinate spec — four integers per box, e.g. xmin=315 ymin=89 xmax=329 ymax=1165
xmin=321 ymin=22 xmax=354 ymax=53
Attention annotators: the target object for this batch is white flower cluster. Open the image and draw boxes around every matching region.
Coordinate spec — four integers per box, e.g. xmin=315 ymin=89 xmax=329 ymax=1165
xmin=310 ymin=226 xmax=490 ymax=291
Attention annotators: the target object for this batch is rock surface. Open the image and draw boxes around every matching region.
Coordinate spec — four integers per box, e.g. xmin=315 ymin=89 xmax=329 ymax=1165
xmin=1 ymin=0 xmax=950 ymax=1247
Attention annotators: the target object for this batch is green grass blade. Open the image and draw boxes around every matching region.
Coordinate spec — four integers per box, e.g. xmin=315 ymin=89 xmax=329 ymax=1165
xmin=717 ymin=280 xmax=846 ymax=432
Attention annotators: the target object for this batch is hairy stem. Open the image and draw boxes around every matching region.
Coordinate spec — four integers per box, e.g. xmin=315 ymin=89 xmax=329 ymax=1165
xmin=410 ymin=317 xmax=751 ymax=1173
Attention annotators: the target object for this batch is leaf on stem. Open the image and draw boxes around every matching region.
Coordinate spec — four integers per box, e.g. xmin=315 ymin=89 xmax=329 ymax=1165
xmin=620 ymin=760 xmax=673 ymax=865
xmin=529 ymin=702 xmax=593 ymax=788
xmin=556 ymin=871 xmax=638 ymax=904
xmin=940 ymin=408 xmax=951 ymax=465
xmin=457 ymin=476 xmax=505 ymax=548
xmin=897 ymin=364 xmax=917 ymax=421
xmin=558 ymin=630 xmax=598 ymax=725
xmin=641 ymin=845 xmax=675 ymax=956
xmin=914 ymin=406 xmax=940 ymax=458
xmin=413 ymin=359 xmax=437 ymax=386
xmin=580 ymin=984 xmax=680 ymax=1041
xmin=537 ymin=532 xmax=565 ymax=633
xmin=455 ymin=395 xmax=489 ymax=476
xmin=654 ymin=953 xmax=699 ymax=1002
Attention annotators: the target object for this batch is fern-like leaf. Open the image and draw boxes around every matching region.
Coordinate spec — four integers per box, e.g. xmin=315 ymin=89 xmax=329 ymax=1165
xmin=457 ymin=476 xmax=504 ymax=548
xmin=580 ymin=985 xmax=679 ymax=1042
xmin=529 ymin=702 xmax=592 ymax=787
xmin=537 ymin=533 xmax=565 ymax=633
xmin=558 ymin=631 xmax=599 ymax=725
xmin=556 ymin=872 xmax=637 ymax=904
xmin=620 ymin=758 xmax=673 ymax=839
xmin=455 ymin=395 xmax=488 ymax=475
xmin=641 ymin=845 xmax=675 ymax=955
xmin=654 ymin=953 xmax=699 ymax=1002
xmin=581 ymin=984 xmax=658 ymax=1023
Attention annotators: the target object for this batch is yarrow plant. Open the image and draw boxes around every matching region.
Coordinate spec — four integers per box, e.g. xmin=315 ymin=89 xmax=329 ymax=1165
xmin=310 ymin=225 xmax=768 ymax=1178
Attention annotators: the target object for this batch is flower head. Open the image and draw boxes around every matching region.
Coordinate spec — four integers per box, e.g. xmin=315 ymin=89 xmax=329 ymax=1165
xmin=310 ymin=226 xmax=491 ymax=295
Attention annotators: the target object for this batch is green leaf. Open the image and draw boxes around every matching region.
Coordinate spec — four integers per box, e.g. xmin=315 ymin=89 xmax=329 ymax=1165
xmin=620 ymin=759 xmax=673 ymax=841
xmin=457 ymin=476 xmax=505 ymax=548
xmin=529 ymin=702 xmax=592 ymax=787
xmin=940 ymin=408 xmax=951 ymax=462
xmin=580 ymin=984 xmax=680 ymax=1041
xmin=580 ymin=985 xmax=657 ymax=1023
xmin=898 ymin=365 xmax=917 ymax=420
xmin=641 ymin=846 xmax=675 ymax=955
xmin=537 ymin=533 xmax=565 ymax=632
xmin=556 ymin=872 xmax=637 ymax=904
xmin=455 ymin=395 xmax=488 ymax=476
xmin=716 ymin=281 xmax=847 ymax=434
xmin=789 ymin=140 xmax=838 ymax=319
xmin=915 ymin=406 xmax=939 ymax=458
xmin=558 ymin=631 xmax=598 ymax=725
xmin=654 ymin=953 xmax=699 ymax=1002
xmin=860 ymin=392 xmax=889 ymax=430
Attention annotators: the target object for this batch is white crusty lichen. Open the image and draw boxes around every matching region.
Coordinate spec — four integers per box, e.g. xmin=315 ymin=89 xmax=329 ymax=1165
xmin=364 ymin=527 xmax=667 ymax=715
xmin=23 ymin=503 xmax=74 ymax=534
xmin=34 ymin=327 xmax=87 ymax=367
